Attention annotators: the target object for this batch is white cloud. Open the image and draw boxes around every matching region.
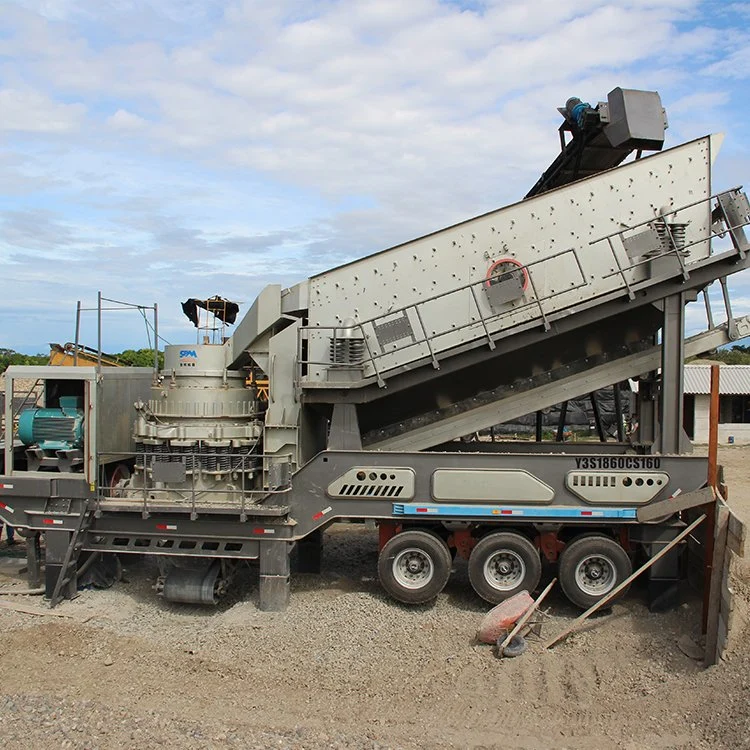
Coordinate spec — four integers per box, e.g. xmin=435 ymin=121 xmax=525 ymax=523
xmin=0 ymin=88 xmax=86 ymax=132
xmin=107 ymin=108 xmax=149 ymax=130
xmin=1 ymin=0 xmax=750 ymax=352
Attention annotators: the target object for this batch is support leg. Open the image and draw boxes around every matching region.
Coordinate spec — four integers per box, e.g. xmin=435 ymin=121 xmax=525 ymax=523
xmin=295 ymin=529 xmax=323 ymax=574
xmin=44 ymin=530 xmax=77 ymax=600
xmin=26 ymin=532 xmax=42 ymax=589
xmin=327 ymin=403 xmax=362 ymax=451
xmin=258 ymin=540 xmax=291 ymax=611
xmin=556 ymin=401 xmax=568 ymax=442
xmin=613 ymin=383 xmax=625 ymax=442
xmin=590 ymin=393 xmax=606 ymax=442
xmin=636 ymin=376 xmax=659 ymax=449
xmin=660 ymin=293 xmax=686 ymax=454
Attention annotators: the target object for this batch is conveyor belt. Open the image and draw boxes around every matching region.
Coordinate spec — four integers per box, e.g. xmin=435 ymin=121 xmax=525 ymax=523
xmin=526 ymin=87 xmax=667 ymax=197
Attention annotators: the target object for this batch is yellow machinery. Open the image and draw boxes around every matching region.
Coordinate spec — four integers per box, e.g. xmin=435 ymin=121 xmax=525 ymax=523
xmin=48 ymin=343 xmax=121 ymax=368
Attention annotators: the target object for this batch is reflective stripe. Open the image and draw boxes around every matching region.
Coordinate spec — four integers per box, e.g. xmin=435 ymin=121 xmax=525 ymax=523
xmin=392 ymin=503 xmax=637 ymax=520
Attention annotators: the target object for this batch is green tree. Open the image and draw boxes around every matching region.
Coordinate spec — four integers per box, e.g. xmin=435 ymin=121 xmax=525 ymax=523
xmin=0 ymin=349 xmax=48 ymax=373
xmin=116 ymin=349 xmax=165 ymax=368
xmin=695 ymin=345 xmax=750 ymax=365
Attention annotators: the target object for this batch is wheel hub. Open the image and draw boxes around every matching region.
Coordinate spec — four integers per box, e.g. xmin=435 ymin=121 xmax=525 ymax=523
xmin=484 ymin=550 xmax=526 ymax=592
xmin=575 ymin=554 xmax=616 ymax=596
xmin=393 ymin=548 xmax=435 ymax=589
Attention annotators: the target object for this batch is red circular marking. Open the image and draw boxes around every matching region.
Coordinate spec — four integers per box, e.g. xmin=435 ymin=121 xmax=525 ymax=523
xmin=485 ymin=257 xmax=529 ymax=291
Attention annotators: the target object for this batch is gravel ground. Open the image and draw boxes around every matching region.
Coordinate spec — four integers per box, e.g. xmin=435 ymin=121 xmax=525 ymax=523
xmin=0 ymin=447 xmax=748 ymax=749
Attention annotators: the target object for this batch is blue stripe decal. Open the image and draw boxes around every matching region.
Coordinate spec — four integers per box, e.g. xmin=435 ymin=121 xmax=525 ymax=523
xmin=392 ymin=503 xmax=638 ymax=520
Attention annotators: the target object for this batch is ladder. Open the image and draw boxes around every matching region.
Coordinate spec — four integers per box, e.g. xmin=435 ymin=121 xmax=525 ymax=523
xmin=49 ymin=504 xmax=92 ymax=608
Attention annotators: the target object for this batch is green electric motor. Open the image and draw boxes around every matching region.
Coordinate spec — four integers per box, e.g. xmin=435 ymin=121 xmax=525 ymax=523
xmin=18 ymin=396 xmax=84 ymax=450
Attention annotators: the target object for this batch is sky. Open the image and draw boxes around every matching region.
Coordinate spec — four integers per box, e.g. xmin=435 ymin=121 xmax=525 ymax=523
xmin=1 ymin=0 xmax=750 ymax=354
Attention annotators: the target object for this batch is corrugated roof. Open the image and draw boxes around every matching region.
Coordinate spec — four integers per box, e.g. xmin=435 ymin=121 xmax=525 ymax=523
xmin=684 ymin=364 xmax=750 ymax=395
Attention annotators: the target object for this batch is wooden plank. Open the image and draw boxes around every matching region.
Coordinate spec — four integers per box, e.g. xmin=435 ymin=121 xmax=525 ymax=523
xmin=717 ymin=612 xmax=729 ymax=660
xmin=0 ymin=600 xmax=74 ymax=618
xmin=721 ymin=580 xmax=735 ymax=616
xmin=636 ymin=486 xmax=714 ymax=523
xmin=717 ymin=632 xmax=727 ymax=660
xmin=704 ymin=505 xmax=729 ymax=667
xmin=543 ymin=514 xmax=706 ymax=650
xmin=496 ymin=578 xmax=556 ymax=657
xmin=722 ymin=553 xmax=731 ymax=590
xmin=727 ymin=512 xmax=746 ymax=556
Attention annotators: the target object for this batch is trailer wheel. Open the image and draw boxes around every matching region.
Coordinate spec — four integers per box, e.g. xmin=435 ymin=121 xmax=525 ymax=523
xmin=558 ymin=535 xmax=632 ymax=610
xmin=378 ymin=530 xmax=452 ymax=604
xmin=468 ymin=532 xmax=542 ymax=604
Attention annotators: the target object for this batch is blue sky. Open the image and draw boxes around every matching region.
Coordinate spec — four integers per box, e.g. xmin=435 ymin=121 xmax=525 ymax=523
xmin=1 ymin=0 xmax=750 ymax=354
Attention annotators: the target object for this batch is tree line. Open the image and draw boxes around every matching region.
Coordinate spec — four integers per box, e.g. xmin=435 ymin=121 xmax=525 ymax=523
xmin=2 ymin=344 xmax=749 ymax=375
xmin=694 ymin=345 xmax=750 ymax=365
xmin=0 ymin=348 xmax=164 ymax=374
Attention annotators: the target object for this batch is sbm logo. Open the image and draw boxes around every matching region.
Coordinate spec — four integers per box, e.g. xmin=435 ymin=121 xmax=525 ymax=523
xmin=180 ymin=349 xmax=198 ymax=359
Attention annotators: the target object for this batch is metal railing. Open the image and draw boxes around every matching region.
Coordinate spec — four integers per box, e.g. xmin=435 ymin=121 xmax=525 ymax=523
xmin=297 ymin=188 xmax=750 ymax=389
xmin=95 ymin=450 xmax=294 ymax=521
xmin=298 ymin=246 xmax=588 ymax=387
xmin=592 ymin=187 xmax=750 ymax=298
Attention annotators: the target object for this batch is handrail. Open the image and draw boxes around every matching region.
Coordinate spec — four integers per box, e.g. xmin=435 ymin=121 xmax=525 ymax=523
xmin=298 ymin=246 xmax=587 ymax=385
xmin=95 ymin=450 xmax=294 ymax=521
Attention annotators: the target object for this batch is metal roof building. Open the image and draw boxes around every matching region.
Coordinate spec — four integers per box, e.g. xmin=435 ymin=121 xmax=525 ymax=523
xmin=684 ymin=364 xmax=750 ymax=395
xmin=683 ymin=364 xmax=750 ymax=444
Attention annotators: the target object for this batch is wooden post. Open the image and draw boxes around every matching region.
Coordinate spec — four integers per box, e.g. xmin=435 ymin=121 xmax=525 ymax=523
xmin=707 ymin=364 xmax=720 ymax=490
xmin=704 ymin=504 xmax=729 ymax=666
xmin=702 ymin=364 xmax=720 ymax=634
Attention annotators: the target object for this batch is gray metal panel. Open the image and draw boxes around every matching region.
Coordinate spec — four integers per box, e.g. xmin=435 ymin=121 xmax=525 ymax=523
xmin=302 ymin=249 xmax=750 ymax=403
xmin=327 ymin=467 xmax=415 ymax=500
xmin=96 ymin=368 xmax=154 ymax=459
xmin=286 ymin=450 xmax=709 ymax=538
xmin=305 ymin=136 xmax=716 ymax=383
xmin=431 ymin=468 xmax=554 ymax=503
xmin=604 ymin=88 xmax=667 ymax=150
xmin=280 ymin=281 xmax=309 ymax=315
xmin=152 ymin=460 xmax=187 ymax=483
xmin=228 ymin=284 xmax=282 ymax=367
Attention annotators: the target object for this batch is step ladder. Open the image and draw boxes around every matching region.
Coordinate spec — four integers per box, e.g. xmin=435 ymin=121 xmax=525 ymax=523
xmin=49 ymin=504 xmax=92 ymax=608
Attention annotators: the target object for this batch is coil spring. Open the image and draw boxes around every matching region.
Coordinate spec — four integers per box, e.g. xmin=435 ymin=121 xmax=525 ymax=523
xmin=231 ymin=444 xmax=254 ymax=472
xmin=655 ymin=221 xmax=687 ymax=252
xmin=329 ymin=338 xmax=366 ymax=365
xmin=184 ymin=446 xmax=195 ymax=471
xmin=219 ymin=445 xmax=232 ymax=473
xmin=201 ymin=443 xmax=218 ymax=472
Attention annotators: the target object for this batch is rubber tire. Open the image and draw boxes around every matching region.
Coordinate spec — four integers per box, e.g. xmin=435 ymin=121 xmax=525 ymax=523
xmin=378 ymin=530 xmax=452 ymax=605
xmin=468 ymin=532 xmax=542 ymax=604
xmin=558 ymin=534 xmax=633 ymax=610
xmin=499 ymin=634 xmax=528 ymax=658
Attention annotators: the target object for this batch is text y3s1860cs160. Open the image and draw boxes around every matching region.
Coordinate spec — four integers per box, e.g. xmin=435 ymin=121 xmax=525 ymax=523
xmin=574 ymin=456 xmax=661 ymax=470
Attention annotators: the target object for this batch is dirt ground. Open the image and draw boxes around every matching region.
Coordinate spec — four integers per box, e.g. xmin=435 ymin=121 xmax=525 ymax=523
xmin=1 ymin=447 xmax=749 ymax=749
